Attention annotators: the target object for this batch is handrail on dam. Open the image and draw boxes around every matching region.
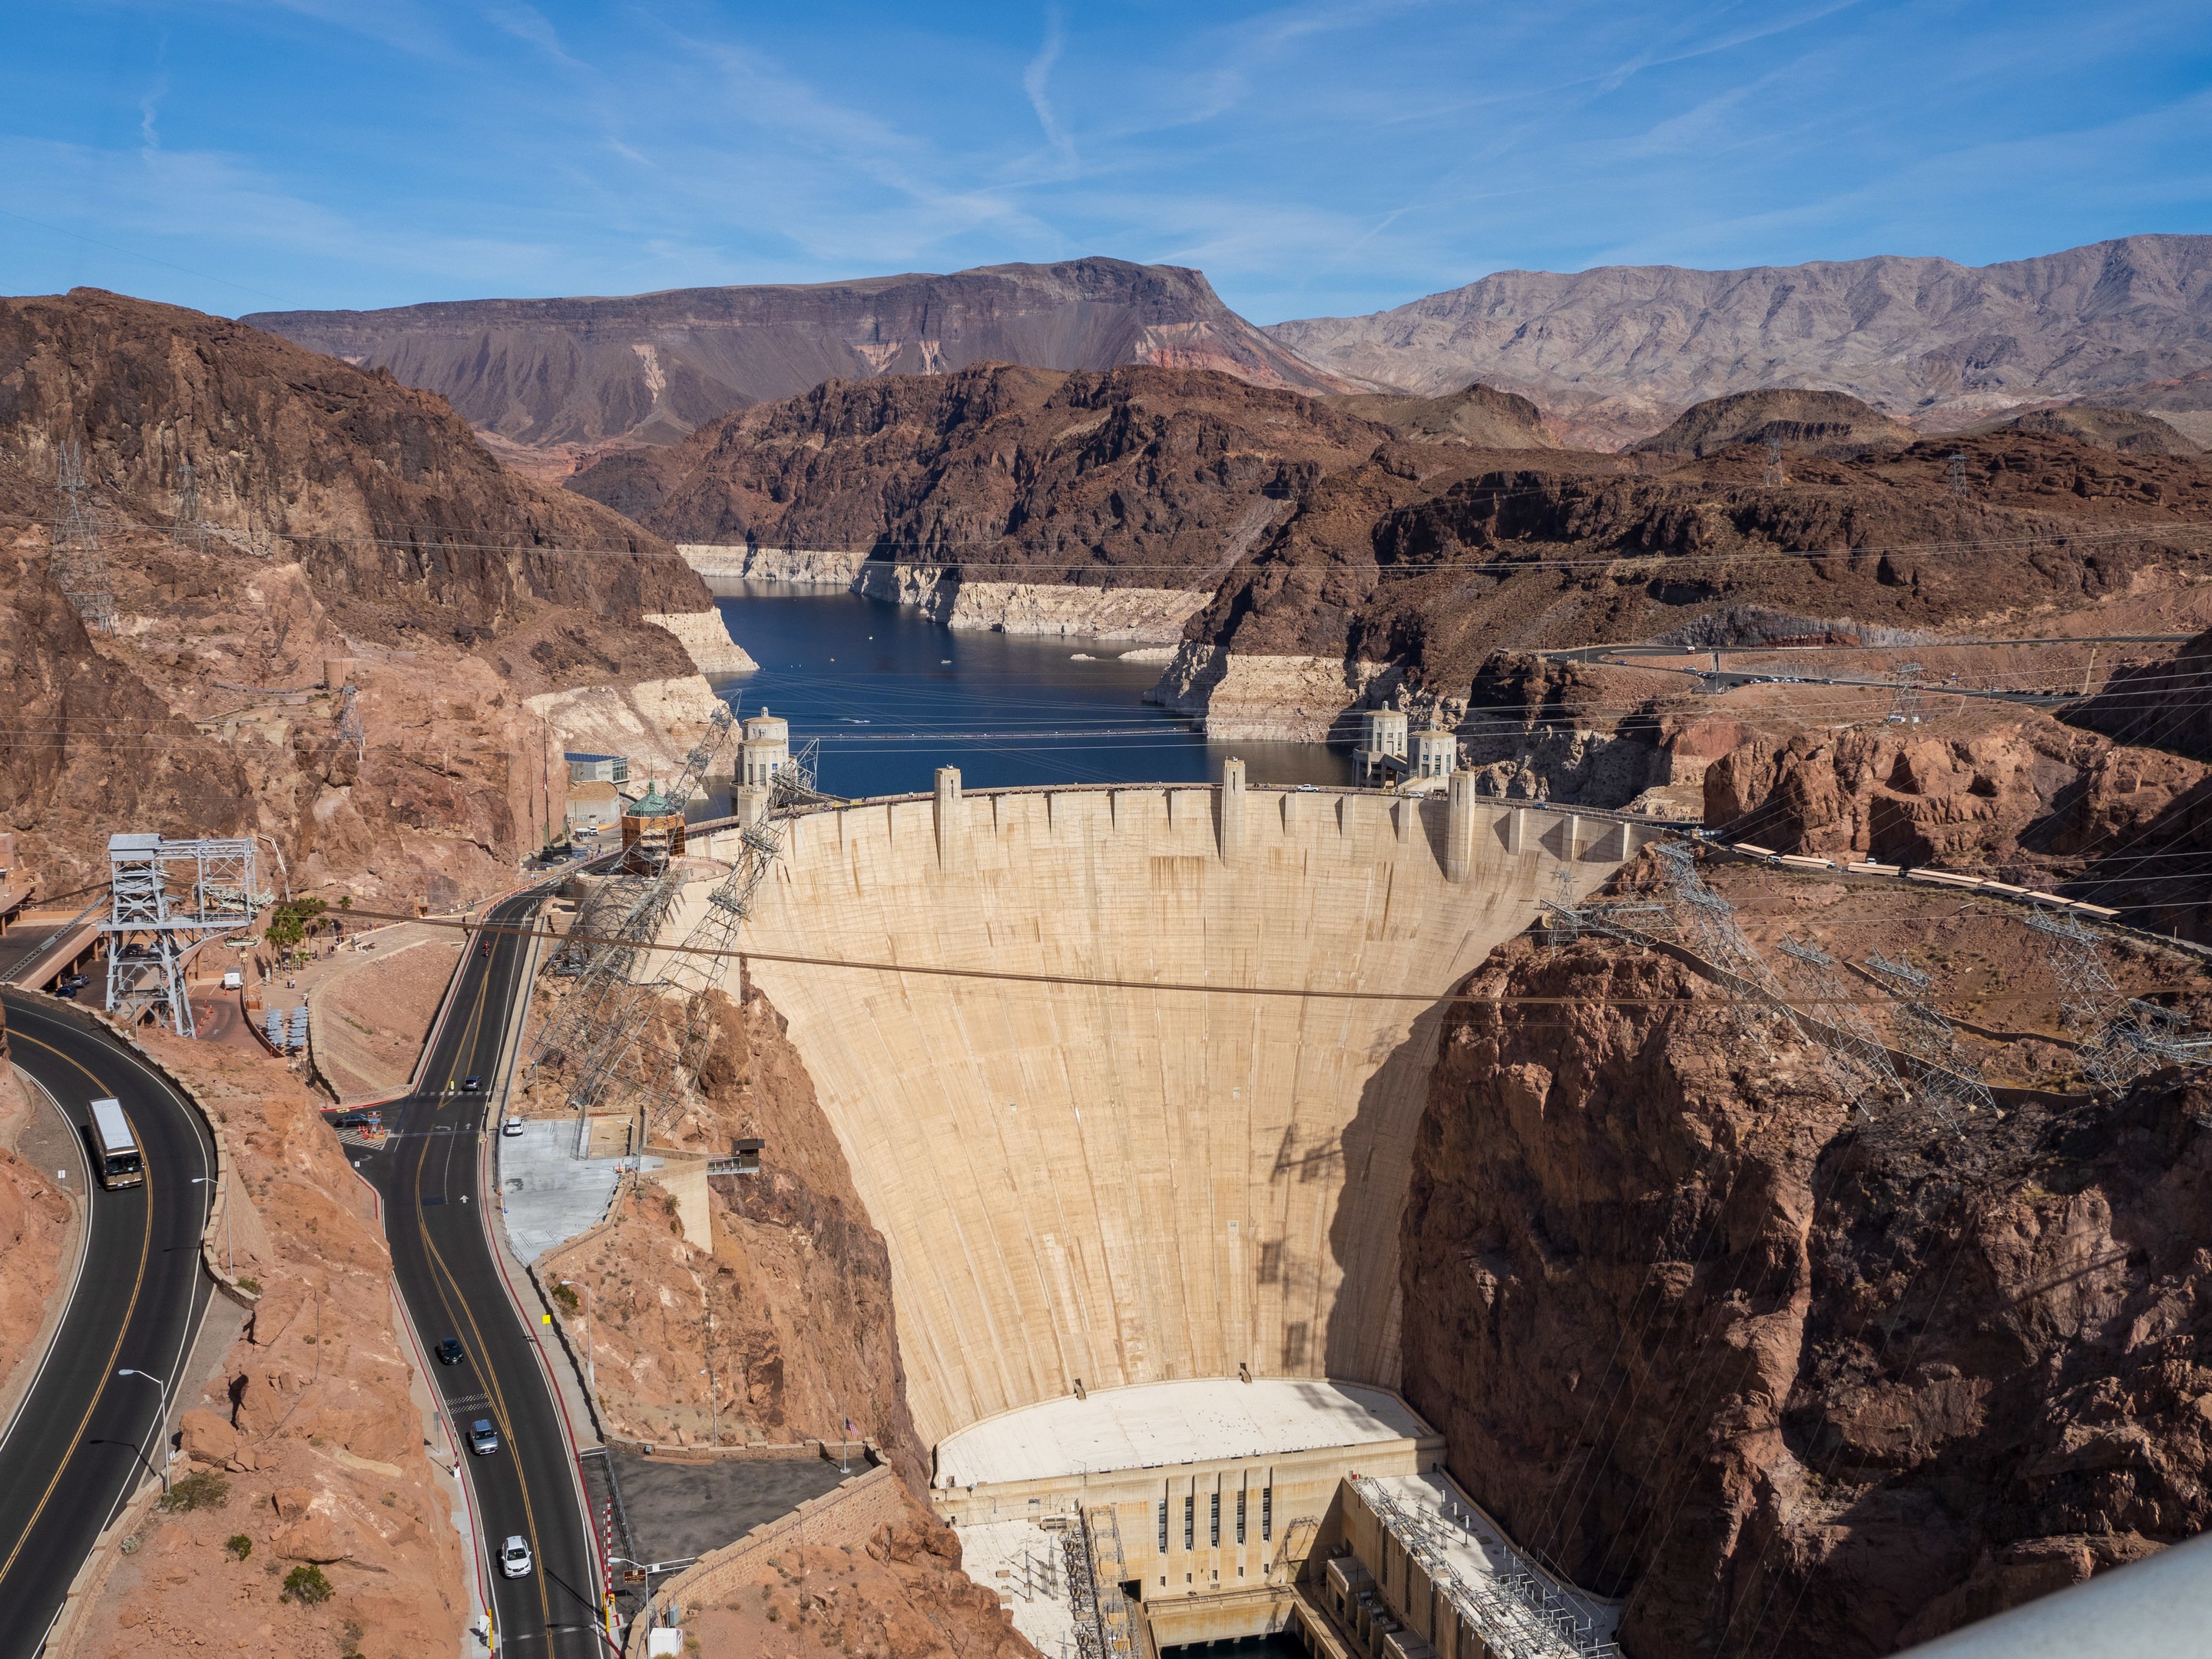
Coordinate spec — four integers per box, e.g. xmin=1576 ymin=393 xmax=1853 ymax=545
xmin=690 ymin=777 xmax=1698 ymax=831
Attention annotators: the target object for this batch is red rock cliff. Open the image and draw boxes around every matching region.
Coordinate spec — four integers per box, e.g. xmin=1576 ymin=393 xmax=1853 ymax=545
xmin=1400 ymin=881 xmax=2212 ymax=1656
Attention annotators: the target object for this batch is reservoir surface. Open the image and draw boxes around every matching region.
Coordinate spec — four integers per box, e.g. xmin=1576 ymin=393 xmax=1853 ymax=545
xmin=710 ymin=584 xmax=1351 ymax=799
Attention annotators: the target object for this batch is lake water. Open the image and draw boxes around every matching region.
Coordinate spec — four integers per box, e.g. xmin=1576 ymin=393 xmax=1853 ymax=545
xmin=708 ymin=583 xmax=1351 ymax=800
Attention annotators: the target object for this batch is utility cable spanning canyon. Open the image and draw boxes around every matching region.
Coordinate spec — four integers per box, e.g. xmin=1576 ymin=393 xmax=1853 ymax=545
xmin=5 ymin=258 xmax=2212 ymax=1659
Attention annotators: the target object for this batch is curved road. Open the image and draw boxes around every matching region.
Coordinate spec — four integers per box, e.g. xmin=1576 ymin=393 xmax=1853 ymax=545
xmin=354 ymin=890 xmax=604 ymax=1657
xmin=0 ymin=992 xmax=215 ymax=1659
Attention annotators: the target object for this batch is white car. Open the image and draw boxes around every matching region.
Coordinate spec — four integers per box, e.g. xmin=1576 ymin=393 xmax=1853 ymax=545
xmin=500 ymin=1535 xmax=533 ymax=1578
xmin=502 ymin=1118 xmax=524 ymax=1137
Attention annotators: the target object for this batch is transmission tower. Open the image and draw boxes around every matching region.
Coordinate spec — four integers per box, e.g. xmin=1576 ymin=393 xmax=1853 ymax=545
xmin=104 ymin=833 xmax=260 ymax=1036
xmin=1650 ymin=841 xmax=1803 ymax=1058
xmin=50 ymin=441 xmax=118 ymax=634
xmin=527 ymin=707 xmax=738 ymax=1114
xmin=1763 ymin=439 xmax=1786 ymax=488
xmin=1889 ymin=662 xmax=1925 ymax=725
xmin=1948 ymin=451 xmax=1969 ymax=498
xmin=2021 ymin=906 xmax=2210 ymax=1089
xmin=1777 ymin=936 xmax=1908 ymax=1121
xmin=172 ymin=459 xmax=209 ymax=552
xmin=337 ymin=682 xmax=366 ymax=760
xmin=1863 ymin=951 xmax=1996 ymax=1121
xmin=635 ymin=742 xmax=823 ymax=1135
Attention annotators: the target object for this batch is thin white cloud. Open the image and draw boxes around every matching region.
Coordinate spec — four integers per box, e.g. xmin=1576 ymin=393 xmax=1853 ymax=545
xmin=1024 ymin=5 xmax=1078 ymax=173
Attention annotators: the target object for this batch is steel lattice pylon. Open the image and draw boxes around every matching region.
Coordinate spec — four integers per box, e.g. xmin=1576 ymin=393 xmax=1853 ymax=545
xmin=2024 ymin=906 xmax=2161 ymax=1091
xmin=531 ymin=714 xmax=804 ymax=1148
xmin=51 ymin=441 xmax=118 ymax=634
xmin=1863 ymin=951 xmax=1997 ymax=1120
xmin=634 ymin=741 xmax=823 ymax=1134
xmin=337 ymin=682 xmax=365 ymax=760
xmin=103 ymin=833 xmax=260 ymax=1035
xmin=1777 ymin=935 xmax=1909 ymax=1122
xmin=1652 ymin=841 xmax=1801 ymax=1057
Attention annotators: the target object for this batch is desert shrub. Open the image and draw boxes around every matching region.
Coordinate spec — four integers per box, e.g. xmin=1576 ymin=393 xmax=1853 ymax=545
xmin=225 ymin=1534 xmax=253 ymax=1561
xmin=159 ymin=1470 xmax=230 ymax=1512
xmin=550 ymin=1282 xmax=581 ymax=1314
xmin=283 ymin=1564 xmax=333 ymax=1605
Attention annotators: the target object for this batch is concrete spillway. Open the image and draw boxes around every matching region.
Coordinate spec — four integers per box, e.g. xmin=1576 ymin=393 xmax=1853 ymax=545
xmin=670 ymin=775 xmax=1649 ymax=1447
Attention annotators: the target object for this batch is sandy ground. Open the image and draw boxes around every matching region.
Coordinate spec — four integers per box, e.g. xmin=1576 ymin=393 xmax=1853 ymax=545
xmin=306 ymin=926 xmax=467 ymax=1104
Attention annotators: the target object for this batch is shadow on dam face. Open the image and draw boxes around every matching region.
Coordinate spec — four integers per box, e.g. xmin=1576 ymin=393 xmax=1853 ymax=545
xmin=663 ymin=782 xmax=1647 ymax=1448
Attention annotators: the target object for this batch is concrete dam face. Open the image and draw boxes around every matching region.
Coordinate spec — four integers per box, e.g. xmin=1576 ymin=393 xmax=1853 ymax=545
xmin=674 ymin=777 xmax=1644 ymax=1449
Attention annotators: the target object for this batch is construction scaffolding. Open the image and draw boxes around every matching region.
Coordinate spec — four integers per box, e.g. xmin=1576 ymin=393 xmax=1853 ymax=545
xmin=50 ymin=440 xmax=118 ymax=634
xmin=104 ymin=833 xmax=260 ymax=1036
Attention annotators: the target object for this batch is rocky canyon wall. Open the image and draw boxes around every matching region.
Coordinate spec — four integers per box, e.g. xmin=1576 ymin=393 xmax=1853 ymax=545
xmin=1399 ymin=853 xmax=2212 ymax=1658
xmin=528 ymin=989 xmax=927 ymax=1490
xmin=0 ymin=290 xmax=738 ymax=897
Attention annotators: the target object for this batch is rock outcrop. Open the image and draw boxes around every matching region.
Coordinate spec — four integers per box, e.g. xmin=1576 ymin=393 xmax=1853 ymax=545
xmin=1182 ymin=431 xmax=2212 ymax=743
xmin=1265 ymin=234 xmax=2212 ymax=448
xmin=1399 ymin=858 xmax=2212 ymax=1657
xmin=534 ymin=989 xmax=926 ymax=1489
xmin=1700 ymin=699 xmax=2212 ymax=940
xmin=2065 ymin=622 xmax=2212 ymax=763
xmin=679 ymin=1486 xmax=1039 ymax=1659
xmin=1982 ymin=406 xmax=2200 ymax=456
xmin=245 ymin=259 xmax=1346 ymax=457
xmin=1326 ymin=381 xmax=1561 ymax=449
xmin=571 ymin=361 xmax=1393 ymax=644
xmin=0 ymin=290 xmax=733 ymax=898
xmin=84 ymin=1031 xmax=471 ymax=1659
xmin=1630 ymin=390 xmax=1917 ymax=459
xmin=0 ymin=1038 xmax=70 ymax=1426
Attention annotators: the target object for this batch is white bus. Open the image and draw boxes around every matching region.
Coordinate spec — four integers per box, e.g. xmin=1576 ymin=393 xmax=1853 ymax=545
xmin=88 ymin=1098 xmax=143 ymax=1190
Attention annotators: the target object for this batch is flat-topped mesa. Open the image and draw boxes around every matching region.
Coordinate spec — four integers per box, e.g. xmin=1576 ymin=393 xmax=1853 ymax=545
xmin=670 ymin=772 xmax=1660 ymax=1449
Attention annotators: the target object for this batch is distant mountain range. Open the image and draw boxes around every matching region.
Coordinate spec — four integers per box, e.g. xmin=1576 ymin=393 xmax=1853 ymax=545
xmin=243 ymin=237 xmax=2212 ymax=459
xmin=243 ymin=259 xmax=1345 ymax=469
xmin=1266 ymin=235 xmax=2212 ymax=448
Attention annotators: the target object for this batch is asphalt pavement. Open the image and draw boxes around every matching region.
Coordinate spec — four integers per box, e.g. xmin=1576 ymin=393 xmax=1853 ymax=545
xmin=0 ymin=992 xmax=216 ymax=1659
xmin=354 ymin=891 xmax=605 ymax=1657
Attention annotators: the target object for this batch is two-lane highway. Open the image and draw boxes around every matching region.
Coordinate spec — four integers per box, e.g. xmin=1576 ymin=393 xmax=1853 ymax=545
xmin=356 ymin=892 xmax=603 ymax=1657
xmin=0 ymin=992 xmax=216 ymax=1659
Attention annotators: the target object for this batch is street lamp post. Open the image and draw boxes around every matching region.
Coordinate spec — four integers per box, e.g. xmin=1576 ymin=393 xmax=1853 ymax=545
xmin=115 ymin=1367 xmax=171 ymax=1495
xmin=559 ymin=1278 xmax=594 ymax=1406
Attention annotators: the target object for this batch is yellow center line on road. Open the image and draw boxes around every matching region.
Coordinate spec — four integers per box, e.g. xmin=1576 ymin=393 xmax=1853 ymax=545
xmin=0 ymin=1028 xmax=154 ymax=1593
xmin=412 ymin=939 xmax=558 ymax=1638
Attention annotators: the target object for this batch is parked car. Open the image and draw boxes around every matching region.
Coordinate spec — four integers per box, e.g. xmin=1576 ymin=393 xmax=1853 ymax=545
xmin=329 ymin=1111 xmax=376 ymax=1131
xmin=501 ymin=1118 xmax=524 ymax=1137
xmin=469 ymin=1419 xmax=499 ymax=1456
xmin=435 ymin=1337 xmax=464 ymax=1366
xmin=500 ymin=1535 xmax=533 ymax=1578
xmin=221 ymin=969 xmax=243 ymax=990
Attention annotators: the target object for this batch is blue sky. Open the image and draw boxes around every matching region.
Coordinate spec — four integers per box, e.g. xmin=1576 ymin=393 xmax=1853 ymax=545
xmin=2 ymin=1 xmax=2208 ymax=324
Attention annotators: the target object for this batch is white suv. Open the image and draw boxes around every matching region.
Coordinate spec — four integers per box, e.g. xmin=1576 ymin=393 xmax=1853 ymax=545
xmin=501 ymin=1535 xmax=533 ymax=1578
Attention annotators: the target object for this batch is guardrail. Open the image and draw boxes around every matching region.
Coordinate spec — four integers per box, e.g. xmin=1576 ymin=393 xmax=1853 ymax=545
xmin=1714 ymin=840 xmax=2212 ymax=963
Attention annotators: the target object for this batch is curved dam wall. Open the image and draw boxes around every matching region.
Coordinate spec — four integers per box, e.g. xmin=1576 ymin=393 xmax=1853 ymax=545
xmin=667 ymin=779 xmax=1653 ymax=1448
